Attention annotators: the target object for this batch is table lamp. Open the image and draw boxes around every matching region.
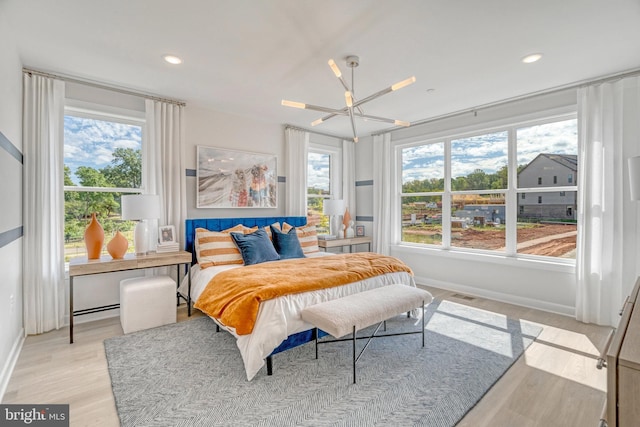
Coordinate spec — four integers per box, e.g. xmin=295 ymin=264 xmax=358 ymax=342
xmin=323 ymin=199 xmax=345 ymax=239
xmin=121 ymin=194 xmax=160 ymax=255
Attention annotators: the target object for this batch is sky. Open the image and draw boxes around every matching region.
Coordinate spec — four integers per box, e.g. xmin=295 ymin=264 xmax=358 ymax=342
xmin=64 ymin=115 xmax=142 ymax=185
xmin=402 ymin=118 xmax=577 ymax=184
xmin=307 ymin=151 xmax=330 ymax=192
xmin=64 ymin=115 xmax=576 ymax=191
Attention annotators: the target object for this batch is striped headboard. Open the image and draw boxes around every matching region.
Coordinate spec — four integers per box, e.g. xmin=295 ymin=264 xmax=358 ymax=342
xmin=184 ymin=216 xmax=307 ymax=264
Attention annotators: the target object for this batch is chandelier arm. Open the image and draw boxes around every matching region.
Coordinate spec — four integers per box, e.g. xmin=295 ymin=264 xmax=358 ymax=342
xmin=352 ymin=76 xmax=416 ymax=109
xmin=354 ymin=113 xmax=411 ymax=127
xmin=347 ymin=107 xmax=358 ymax=142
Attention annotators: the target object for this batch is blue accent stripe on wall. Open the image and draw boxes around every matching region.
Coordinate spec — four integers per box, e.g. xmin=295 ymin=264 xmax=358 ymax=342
xmin=0 ymin=131 xmax=22 ymax=164
xmin=278 ymin=176 xmax=286 ymax=183
xmin=0 ymin=226 xmax=23 ymax=248
xmin=185 ymin=169 xmax=196 ymax=177
xmin=356 ymin=216 xmax=373 ymax=222
xmin=356 ymin=180 xmax=373 ymax=186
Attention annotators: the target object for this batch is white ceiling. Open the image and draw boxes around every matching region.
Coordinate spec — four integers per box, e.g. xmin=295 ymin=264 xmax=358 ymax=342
xmin=4 ymin=0 xmax=640 ymax=139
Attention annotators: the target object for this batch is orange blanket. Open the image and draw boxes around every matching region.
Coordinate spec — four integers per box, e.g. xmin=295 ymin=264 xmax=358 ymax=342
xmin=194 ymin=252 xmax=413 ymax=335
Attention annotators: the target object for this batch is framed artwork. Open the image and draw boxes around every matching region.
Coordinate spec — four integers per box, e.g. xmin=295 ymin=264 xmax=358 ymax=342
xmin=159 ymin=225 xmax=176 ymax=243
xmin=197 ymin=146 xmax=277 ymax=208
xmin=356 ymin=225 xmax=365 ymax=237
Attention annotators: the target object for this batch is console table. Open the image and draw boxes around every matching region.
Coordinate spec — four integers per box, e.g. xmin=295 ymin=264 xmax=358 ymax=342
xmin=600 ymin=277 xmax=640 ymax=426
xmin=318 ymin=236 xmax=372 ymax=252
xmin=68 ymin=251 xmax=192 ymax=343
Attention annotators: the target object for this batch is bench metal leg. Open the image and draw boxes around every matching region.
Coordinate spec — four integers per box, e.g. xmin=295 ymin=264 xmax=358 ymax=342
xmin=353 ymin=326 xmax=357 ymax=384
xmin=422 ymin=300 xmax=425 ymax=347
xmin=314 ymin=328 xmax=319 ymax=359
xmin=266 ymin=356 xmax=273 ymax=375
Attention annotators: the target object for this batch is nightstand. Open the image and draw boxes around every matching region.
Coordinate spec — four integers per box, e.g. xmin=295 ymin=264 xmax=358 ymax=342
xmin=317 ymin=236 xmax=372 ymax=252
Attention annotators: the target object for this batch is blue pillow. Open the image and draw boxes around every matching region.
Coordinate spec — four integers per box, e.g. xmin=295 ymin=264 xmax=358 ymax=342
xmin=270 ymin=225 xmax=305 ymax=259
xmin=230 ymin=229 xmax=280 ymax=265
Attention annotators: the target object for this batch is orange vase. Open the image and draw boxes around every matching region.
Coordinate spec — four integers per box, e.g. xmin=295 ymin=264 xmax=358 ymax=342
xmin=107 ymin=231 xmax=128 ymax=259
xmin=84 ymin=213 xmax=104 ymax=260
xmin=342 ymin=208 xmax=351 ymax=238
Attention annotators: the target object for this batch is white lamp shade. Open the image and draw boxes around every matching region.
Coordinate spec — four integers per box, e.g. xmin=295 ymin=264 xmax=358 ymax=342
xmin=323 ymin=199 xmax=345 ymax=216
xmin=121 ymin=195 xmax=160 ymax=220
xmin=629 ymin=156 xmax=640 ymax=201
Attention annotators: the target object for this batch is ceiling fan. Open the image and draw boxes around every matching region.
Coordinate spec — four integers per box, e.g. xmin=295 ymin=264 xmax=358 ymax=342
xmin=281 ymin=55 xmax=416 ymax=142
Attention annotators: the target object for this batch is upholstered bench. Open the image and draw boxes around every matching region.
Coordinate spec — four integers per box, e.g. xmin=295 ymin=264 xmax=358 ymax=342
xmin=120 ymin=275 xmax=177 ymax=334
xmin=301 ymin=284 xmax=433 ymax=383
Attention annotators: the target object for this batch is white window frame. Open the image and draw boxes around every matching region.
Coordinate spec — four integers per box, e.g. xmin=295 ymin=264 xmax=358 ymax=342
xmin=63 ymin=102 xmax=146 ymax=194
xmin=307 ymin=142 xmax=342 ymax=203
xmin=394 ymin=110 xmax=577 ymax=266
xmin=63 ymin=102 xmax=146 ymax=265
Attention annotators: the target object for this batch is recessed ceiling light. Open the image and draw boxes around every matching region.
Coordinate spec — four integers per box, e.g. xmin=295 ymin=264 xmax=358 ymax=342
xmin=163 ymin=55 xmax=183 ymax=65
xmin=522 ymin=53 xmax=542 ymax=64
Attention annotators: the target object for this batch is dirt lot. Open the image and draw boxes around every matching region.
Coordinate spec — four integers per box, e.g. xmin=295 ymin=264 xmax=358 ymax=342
xmin=405 ymin=223 xmax=577 ymax=257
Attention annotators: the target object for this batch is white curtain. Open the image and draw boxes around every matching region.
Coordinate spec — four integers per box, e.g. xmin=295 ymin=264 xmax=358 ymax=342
xmin=576 ymin=76 xmax=640 ymax=326
xmin=342 ymin=139 xmax=356 ymax=220
xmin=285 ymin=127 xmax=309 ymax=216
xmin=22 ymin=73 xmax=66 ymax=334
xmin=144 ymin=99 xmax=186 ymax=249
xmin=372 ymin=133 xmax=392 ymax=255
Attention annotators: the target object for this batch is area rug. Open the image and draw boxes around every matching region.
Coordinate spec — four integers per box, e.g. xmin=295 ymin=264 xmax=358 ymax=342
xmin=104 ymin=299 xmax=541 ymax=426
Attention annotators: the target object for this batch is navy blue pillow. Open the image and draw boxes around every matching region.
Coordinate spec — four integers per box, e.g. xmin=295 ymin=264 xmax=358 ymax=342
xmin=230 ymin=229 xmax=280 ymax=265
xmin=270 ymin=225 xmax=305 ymax=259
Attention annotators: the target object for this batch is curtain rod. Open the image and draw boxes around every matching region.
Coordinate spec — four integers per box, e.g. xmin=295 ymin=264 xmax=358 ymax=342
xmin=22 ymin=67 xmax=186 ymax=107
xmin=284 ymin=124 xmax=348 ymax=140
xmin=372 ymin=66 xmax=640 ymax=137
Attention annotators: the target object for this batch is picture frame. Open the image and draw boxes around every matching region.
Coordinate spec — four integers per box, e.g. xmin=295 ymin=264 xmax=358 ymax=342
xmin=355 ymin=225 xmax=365 ymax=237
xmin=159 ymin=225 xmax=176 ymax=244
xmin=197 ymin=146 xmax=277 ymax=208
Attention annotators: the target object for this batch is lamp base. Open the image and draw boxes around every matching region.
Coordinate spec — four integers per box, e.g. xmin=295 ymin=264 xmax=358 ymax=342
xmin=329 ymin=215 xmax=343 ymax=239
xmin=133 ymin=220 xmax=149 ymax=255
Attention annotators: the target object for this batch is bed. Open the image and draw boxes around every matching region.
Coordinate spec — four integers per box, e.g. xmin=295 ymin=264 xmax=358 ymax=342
xmin=180 ymin=216 xmax=417 ymax=381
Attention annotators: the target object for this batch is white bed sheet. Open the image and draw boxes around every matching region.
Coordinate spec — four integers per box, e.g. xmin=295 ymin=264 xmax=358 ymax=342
xmin=179 ymin=253 xmax=416 ymax=380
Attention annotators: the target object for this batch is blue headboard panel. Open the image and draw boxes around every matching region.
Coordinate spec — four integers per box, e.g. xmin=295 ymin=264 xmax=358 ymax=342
xmin=185 ymin=216 xmax=307 ymax=264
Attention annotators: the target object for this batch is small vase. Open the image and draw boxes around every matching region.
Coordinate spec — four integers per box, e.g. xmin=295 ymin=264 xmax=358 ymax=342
xmin=84 ymin=213 xmax=104 ymax=260
xmin=342 ymin=208 xmax=352 ymax=238
xmin=107 ymin=231 xmax=128 ymax=259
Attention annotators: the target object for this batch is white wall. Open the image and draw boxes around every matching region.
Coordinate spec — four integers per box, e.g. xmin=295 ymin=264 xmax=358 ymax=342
xmin=356 ymin=89 xmax=579 ymax=316
xmin=0 ymin=12 xmax=25 ymax=398
xmin=184 ymin=105 xmax=287 ymax=220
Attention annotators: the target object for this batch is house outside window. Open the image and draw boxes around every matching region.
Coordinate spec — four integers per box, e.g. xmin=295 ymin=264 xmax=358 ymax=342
xmin=63 ymin=106 xmax=144 ymax=261
xmin=398 ymin=115 xmax=577 ymax=260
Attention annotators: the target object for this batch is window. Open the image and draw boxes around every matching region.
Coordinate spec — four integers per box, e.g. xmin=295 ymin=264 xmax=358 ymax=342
xmin=516 ymin=118 xmax=577 ymax=258
xmin=399 ymin=115 xmax=578 ymax=260
xmin=568 ymin=173 xmax=573 ymax=184
xmin=64 ymin=107 xmax=144 ymax=261
xmin=306 ymin=145 xmax=341 ymax=234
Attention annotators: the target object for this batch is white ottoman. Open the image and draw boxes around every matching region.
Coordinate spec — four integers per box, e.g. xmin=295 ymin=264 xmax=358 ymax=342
xmin=120 ymin=275 xmax=177 ymax=334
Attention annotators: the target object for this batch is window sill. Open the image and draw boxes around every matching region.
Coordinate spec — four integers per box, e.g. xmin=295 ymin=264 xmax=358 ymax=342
xmin=391 ymin=243 xmax=576 ymax=273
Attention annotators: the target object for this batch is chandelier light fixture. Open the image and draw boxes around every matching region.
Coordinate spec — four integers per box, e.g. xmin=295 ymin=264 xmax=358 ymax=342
xmin=282 ymin=55 xmax=416 ymax=142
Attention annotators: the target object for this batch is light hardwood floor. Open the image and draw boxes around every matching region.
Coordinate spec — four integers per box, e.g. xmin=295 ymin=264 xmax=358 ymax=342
xmin=3 ymin=287 xmax=612 ymax=427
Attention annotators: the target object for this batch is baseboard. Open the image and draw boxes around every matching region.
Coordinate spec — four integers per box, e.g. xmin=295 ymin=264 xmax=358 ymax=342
xmin=415 ymin=275 xmax=576 ymax=318
xmin=0 ymin=328 xmax=25 ymax=401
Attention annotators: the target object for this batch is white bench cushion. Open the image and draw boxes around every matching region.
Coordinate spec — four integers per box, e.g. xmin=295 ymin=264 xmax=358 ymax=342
xmin=301 ymin=284 xmax=433 ymax=338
